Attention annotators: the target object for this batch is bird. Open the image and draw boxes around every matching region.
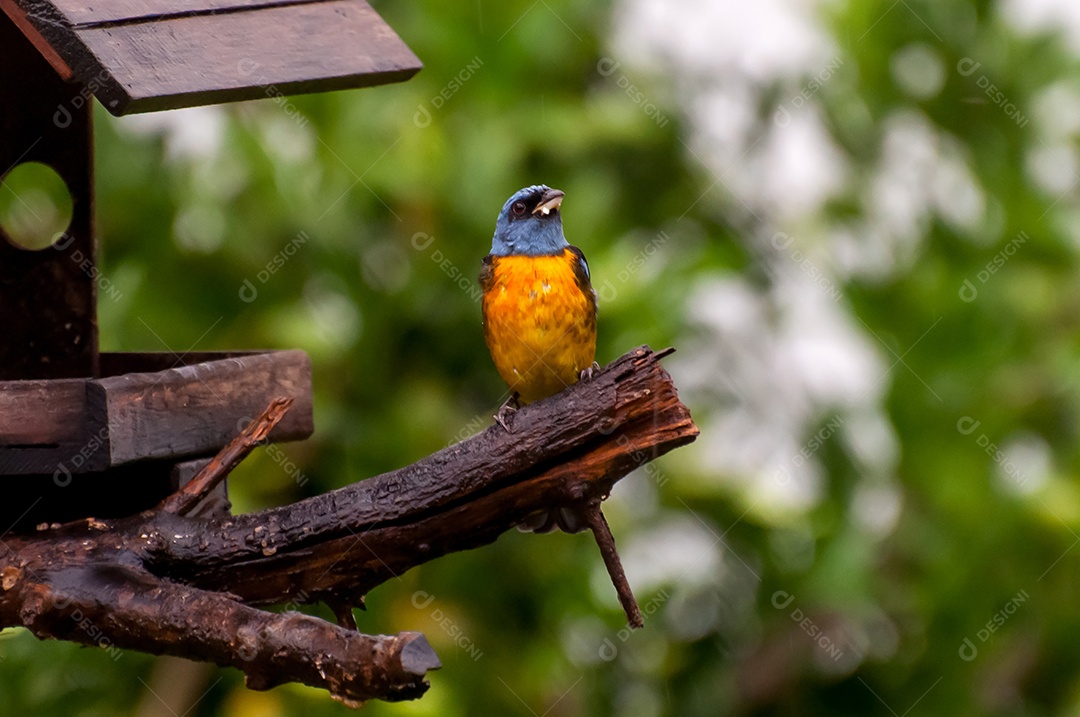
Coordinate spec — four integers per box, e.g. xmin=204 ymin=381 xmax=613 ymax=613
xmin=479 ymin=185 xmax=598 ymax=531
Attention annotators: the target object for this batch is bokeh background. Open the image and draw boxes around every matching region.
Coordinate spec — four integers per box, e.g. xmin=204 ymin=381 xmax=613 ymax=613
xmin=4 ymin=0 xmax=1080 ymax=713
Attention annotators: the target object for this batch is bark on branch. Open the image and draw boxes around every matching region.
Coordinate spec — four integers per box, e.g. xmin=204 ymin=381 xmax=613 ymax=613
xmin=0 ymin=345 xmax=698 ymax=705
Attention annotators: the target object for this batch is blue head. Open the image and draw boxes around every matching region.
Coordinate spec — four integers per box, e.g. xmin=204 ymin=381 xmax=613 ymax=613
xmin=489 ymin=185 xmax=568 ymax=256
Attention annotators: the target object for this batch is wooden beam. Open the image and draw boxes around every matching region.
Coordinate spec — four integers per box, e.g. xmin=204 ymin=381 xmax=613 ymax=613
xmin=48 ymin=0 xmax=327 ymax=27
xmin=12 ymin=0 xmax=422 ymax=115
xmin=91 ymin=351 xmax=313 ymax=466
xmin=0 ymin=351 xmax=314 ymax=475
xmin=0 ymin=12 xmax=97 ymax=378
xmin=0 ymin=0 xmax=74 ymax=79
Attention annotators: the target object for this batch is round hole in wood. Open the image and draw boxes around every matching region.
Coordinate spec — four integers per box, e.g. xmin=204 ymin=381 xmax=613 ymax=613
xmin=0 ymin=162 xmax=74 ymax=251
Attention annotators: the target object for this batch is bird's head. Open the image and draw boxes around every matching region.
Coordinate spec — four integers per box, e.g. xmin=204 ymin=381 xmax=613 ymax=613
xmin=489 ymin=185 xmax=568 ymax=256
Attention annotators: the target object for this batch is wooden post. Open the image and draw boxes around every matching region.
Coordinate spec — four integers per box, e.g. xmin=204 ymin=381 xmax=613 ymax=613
xmin=0 ymin=11 xmax=97 ymax=379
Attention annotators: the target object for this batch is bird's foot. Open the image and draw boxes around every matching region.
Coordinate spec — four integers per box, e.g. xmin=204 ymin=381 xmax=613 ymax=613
xmin=579 ymin=361 xmax=601 ymax=382
xmin=517 ymin=506 xmax=588 ymax=534
xmin=517 ymin=510 xmax=557 ymax=533
xmin=330 ymin=600 xmax=358 ymax=631
xmin=554 ymin=506 xmax=587 ymax=533
xmin=493 ymin=394 xmax=520 ymax=432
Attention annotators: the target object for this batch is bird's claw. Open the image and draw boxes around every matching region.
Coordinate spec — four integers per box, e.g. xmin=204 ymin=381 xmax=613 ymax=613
xmin=517 ymin=506 xmax=588 ymax=534
xmin=517 ymin=510 xmax=558 ymax=533
xmin=555 ymin=506 xmax=586 ymax=533
xmin=579 ymin=361 xmax=601 ymax=382
xmin=493 ymin=395 xmax=520 ymax=432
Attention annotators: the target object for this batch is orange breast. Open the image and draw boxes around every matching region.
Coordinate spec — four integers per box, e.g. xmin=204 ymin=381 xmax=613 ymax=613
xmin=482 ymin=250 xmax=597 ymax=404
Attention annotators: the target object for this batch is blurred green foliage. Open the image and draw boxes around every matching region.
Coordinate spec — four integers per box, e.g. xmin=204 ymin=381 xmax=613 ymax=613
xmin=6 ymin=0 xmax=1080 ymax=714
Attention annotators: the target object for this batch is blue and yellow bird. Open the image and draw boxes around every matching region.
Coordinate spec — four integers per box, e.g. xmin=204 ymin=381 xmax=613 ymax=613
xmin=480 ymin=185 xmax=598 ymax=425
xmin=480 ymin=185 xmax=597 ymax=532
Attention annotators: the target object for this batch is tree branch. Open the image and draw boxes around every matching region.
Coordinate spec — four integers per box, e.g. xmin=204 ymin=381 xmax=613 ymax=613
xmin=583 ymin=501 xmax=643 ymax=628
xmin=162 ymin=396 xmax=294 ymax=516
xmin=2 ymin=561 xmax=437 ymax=705
xmin=0 ymin=346 xmax=697 ymax=704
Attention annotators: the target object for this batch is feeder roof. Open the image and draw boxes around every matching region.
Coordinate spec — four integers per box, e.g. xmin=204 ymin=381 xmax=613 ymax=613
xmin=2 ymin=0 xmax=422 ymax=114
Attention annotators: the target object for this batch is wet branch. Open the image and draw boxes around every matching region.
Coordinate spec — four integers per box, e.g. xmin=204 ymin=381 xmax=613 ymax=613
xmin=0 ymin=346 xmax=697 ymax=705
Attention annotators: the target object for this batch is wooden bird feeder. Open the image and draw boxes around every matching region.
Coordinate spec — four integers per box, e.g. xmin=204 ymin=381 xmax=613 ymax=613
xmin=0 ymin=0 xmax=422 ymax=528
xmin=0 ymin=1 xmax=699 ymax=703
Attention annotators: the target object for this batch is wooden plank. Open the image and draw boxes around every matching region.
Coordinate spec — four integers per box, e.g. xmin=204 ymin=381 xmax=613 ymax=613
xmin=0 ymin=378 xmax=86 ymax=445
xmin=78 ymin=0 xmax=421 ymax=114
xmin=0 ymin=440 xmax=110 ymax=476
xmin=0 ymin=352 xmax=276 ymax=444
xmin=89 ymin=350 xmax=314 ymax=466
xmin=14 ymin=0 xmax=422 ymax=115
xmin=0 ymin=350 xmax=313 ymax=474
xmin=0 ymin=0 xmax=74 ymax=79
xmin=100 ymin=350 xmax=261 ymax=377
xmin=48 ymin=0 xmax=321 ymax=27
xmin=0 ymin=372 xmax=110 ymax=475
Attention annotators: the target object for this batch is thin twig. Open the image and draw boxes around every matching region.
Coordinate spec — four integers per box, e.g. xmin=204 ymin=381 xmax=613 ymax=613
xmin=331 ymin=600 xmax=359 ymax=631
xmin=162 ymin=397 xmax=294 ymax=516
xmin=583 ymin=501 xmax=643 ymax=628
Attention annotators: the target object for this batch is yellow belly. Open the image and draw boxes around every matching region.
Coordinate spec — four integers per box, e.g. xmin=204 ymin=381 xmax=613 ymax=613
xmin=482 ymin=253 xmax=596 ymax=404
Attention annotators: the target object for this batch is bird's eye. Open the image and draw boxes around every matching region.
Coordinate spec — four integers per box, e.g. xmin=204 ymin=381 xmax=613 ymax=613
xmin=511 ymin=201 xmax=527 ymax=216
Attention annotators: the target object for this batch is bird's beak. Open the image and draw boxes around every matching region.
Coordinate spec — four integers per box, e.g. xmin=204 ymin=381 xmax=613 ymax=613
xmin=532 ymin=188 xmax=565 ymax=216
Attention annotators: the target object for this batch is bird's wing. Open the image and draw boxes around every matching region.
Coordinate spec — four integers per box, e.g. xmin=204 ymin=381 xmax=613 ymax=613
xmin=567 ymin=245 xmax=597 ymax=317
xmin=567 ymin=245 xmax=593 ymax=287
xmin=478 ymin=254 xmax=495 ymax=292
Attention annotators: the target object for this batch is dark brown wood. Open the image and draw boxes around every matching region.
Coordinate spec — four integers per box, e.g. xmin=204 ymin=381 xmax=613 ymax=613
xmin=0 ymin=350 xmax=314 ymax=475
xmin=48 ymin=0 xmax=325 ymax=26
xmin=1 ymin=460 xmax=180 ymax=530
xmin=2 ymin=561 xmax=439 ymax=705
xmin=0 ymin=0 xmax=74 ymax=78
xmin=0 ymin=11 xmax=97 ymax=379
xmin=163 ymin=396 xmax=293 ymax=515
xmin=11 ymin=0 xmax=422 ymax=115
xmin=171 ymin=457 xmax=231 ymax=518
xmin=151 ymin=347 xmax=696 ymax=608
xmin=0 ymin=458 xmax=226 ymax=532
xmin=91 ymin=350 xmax=313 ymax=466
xmin=584 ymin=502 xmax=644 ymax=628
xmin=0 ymin=377 xmax=87 ymax=446
xmin=0 ymin=346 xmax=697 ymax=703
xmin=99 ymin=350 xmax=273 ymax=376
